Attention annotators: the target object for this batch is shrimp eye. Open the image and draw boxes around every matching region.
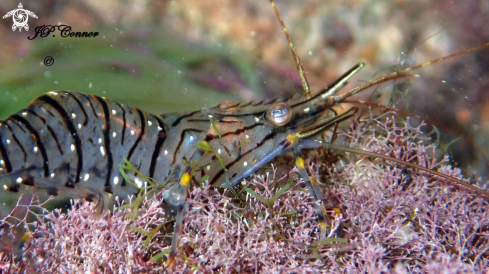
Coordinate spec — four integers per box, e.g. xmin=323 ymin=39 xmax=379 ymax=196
xmin=266 ymin=102 xmax=292 ymax=126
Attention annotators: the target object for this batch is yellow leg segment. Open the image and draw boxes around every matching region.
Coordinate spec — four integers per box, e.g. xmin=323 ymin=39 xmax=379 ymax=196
xmin=167 ymin=172 xmax=191 ymax=268
xmin=295 ymin=157 xmax=330 ymax=239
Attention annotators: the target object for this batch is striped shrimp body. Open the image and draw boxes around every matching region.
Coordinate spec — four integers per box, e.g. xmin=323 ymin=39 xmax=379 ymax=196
xmin=0 ymin=91 xmax=175 ymax=202
xmin=0 ymin=62 xmax=359 ymax=206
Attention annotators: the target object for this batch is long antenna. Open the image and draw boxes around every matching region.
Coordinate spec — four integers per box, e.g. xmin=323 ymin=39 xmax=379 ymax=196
xmin=270 ymin=0 xmax=311 ymax=98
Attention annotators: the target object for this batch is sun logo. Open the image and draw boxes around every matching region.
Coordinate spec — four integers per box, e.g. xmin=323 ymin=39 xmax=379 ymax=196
xmin=2 ymin=3 xmax=38 ymax=32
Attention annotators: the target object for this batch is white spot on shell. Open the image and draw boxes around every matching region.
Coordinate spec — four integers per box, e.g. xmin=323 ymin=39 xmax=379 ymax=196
xmin=50 ymin=91 xmax=58 ymax=95
xmin=217 ymin=148 xmax=222 ymax=154
xmin=112 ymin=109 xmax=117 ymax=115
xmin=6 ymin=139 xmax=10 ymax=144
xmin=303 ymin=107 xmax=310 ymax=113
xmin=164 ymin=150 xmax=168 ymax=155
xmin=112 ymin=132 xmax=117 ymax=138
xmin=246 ymin=134 xmax=249 ymax=139
xmin=0 ymin=160 xmax=3 ymax=165
xmin=255 ymin=117 xmax=260 ymax=122
xmin=98 ymin=138 xmax=103 ymax=144
xmin=33 ymin=147 xmax=38 ymax=153
xmin=22 ymin=112 xmax=27 ymax=116
xmin=70 ymin=144 xmax=75 ymax=151
xmin=84 ymin=174 xmax=90 ymax=181
xmin=206 ymin=165 xmax=211 ymax=171
xmin=243 ymin=161 xmax=248 ymax=167
xmin=148 ymin=121 xmax=152 ymax=126
xmin=100 ymin=146 xmax=105 ymax=156
xmin=3 ymin=185 xmax=7 ymax=190
xmin=131 ymin=130 xmax=135 ymax=135
xmin=71 ymin=113 xmax=76 ymax=119
xmin=190 ymin=135 xmax=194 ymax=141
xmin=113 ymin=177 xmax=119 ymax=185
xmin=50 ymin=173 xmax=55 ymax=178
xmin=16 ymin=177 xmax=22 ymax=183
xmin=158 ymin=126 xmax=162 ymax=131
xmin=78 ymin=124 xmax=82 ymax=129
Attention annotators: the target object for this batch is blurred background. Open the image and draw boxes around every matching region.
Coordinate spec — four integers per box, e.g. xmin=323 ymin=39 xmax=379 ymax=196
xmin=0 ymin=0 xmax=488 ymax=212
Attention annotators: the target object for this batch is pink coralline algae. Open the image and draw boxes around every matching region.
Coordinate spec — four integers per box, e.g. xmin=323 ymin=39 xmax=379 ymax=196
xmin=1 ymin=113 xmax=488 ymax=273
